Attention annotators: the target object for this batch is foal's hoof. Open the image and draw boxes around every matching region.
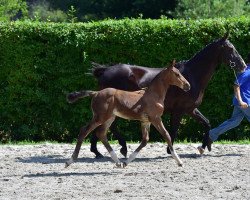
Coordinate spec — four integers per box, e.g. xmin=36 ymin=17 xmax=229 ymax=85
xmin=114 ymin=162 xmax=127 ymax=168
xmin=120 ymin=148 xmax=127 ymax=158
xmin=114 ymin=163 xmax=123 ymax=168
xmin=197 ymin=146 xmax=205 ymax=155
xmin=178 ymin=162 xmax=183 ymax=167
xmin=65 ymin=157 xmax=74 ymax=168
xmin=122 ymin=162 xmax=127 ymax=168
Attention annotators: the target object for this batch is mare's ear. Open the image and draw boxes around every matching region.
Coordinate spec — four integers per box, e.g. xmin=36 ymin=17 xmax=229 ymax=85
xmin=222 ymin=31 xmax=230 ymax=41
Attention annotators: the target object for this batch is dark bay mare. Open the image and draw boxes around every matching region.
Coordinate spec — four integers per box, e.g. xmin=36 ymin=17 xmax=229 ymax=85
xmin=65 ymin=61 xmax=190 ymax=168
xmin=89 ymin=33 xmax=247 ymax=158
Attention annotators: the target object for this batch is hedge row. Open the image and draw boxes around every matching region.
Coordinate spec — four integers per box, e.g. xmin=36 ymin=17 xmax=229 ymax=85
xmin=0 ymin=17 xmax=250 ymax=143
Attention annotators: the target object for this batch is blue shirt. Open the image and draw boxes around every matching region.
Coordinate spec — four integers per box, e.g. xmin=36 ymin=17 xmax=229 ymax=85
xmin=233 ymin=65 xmax=250 ymax=106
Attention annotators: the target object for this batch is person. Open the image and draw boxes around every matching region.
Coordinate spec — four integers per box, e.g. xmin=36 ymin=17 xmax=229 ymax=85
xmin=198 ymin=53 xmax=250 ymax=154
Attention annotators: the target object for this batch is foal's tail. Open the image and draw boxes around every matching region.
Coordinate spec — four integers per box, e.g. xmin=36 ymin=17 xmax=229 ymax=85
xmin=67 ymin=90 xmax=97 ymax=103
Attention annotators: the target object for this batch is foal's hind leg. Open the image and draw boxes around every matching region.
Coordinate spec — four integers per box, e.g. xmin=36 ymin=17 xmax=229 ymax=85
xmin=96 ymin=117 xmax=123 ymax=167
xmin=152 ymin=118 xmax=183 ymax=166
xmin=123 ymin=122 xmax=150 ymax=167
xmin=65 ymin=118 xmax=100 ymax=168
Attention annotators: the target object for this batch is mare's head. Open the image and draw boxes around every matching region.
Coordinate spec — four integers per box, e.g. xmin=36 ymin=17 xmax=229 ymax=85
xmin=217 ymin=32 xmax=247 ymax=72
xmin=164 ymin=60 xmax=191 ymax=92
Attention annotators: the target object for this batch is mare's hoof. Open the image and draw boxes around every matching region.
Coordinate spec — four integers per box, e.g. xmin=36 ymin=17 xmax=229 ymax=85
xmin=120 ymin=148 xmax=127 ymax=158
xmin=167 ymin=147 xmax=171 ymax=154
xmin=95 ymin=154 xmax=104 ymax=159
xmin=178 ymin=162 xmax=183 ymax=167
xmin=207 ymin=138 xmax=213 ymax=152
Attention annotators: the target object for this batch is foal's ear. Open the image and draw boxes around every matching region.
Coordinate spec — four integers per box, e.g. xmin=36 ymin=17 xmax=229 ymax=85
xmin=169 ymin=59 xmax=176 ymax=70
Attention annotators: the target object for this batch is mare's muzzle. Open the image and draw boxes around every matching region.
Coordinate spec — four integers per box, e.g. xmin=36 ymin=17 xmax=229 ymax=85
xmin=183 ymin=83 xmax=191 ymax=92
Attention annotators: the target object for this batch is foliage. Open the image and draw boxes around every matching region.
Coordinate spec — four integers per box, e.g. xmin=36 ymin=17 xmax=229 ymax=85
xmin=0 ymin=0 xmax=28 ymax=21
xmin=47 ymin=0 xmax=177 ymax=21
xmin=173 ymin=0 xmax=250 ymax=19
xmin=0 ymin=18 xmax=249 ymax=143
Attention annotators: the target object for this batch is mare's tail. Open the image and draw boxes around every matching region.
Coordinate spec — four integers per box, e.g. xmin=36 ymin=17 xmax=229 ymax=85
xmin=67 ymin=90 xmax=97 ymax=103
xmin=91 ymin=62 xmax=108 ymax=78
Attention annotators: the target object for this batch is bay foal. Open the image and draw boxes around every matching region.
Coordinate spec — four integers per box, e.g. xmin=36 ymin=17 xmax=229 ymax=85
xmin=65 ymin=61 xmax=190 ymax=168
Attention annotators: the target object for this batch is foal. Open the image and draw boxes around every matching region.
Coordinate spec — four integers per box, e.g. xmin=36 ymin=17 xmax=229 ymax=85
xmin=65 ymin=61 xmax=190 ymax=168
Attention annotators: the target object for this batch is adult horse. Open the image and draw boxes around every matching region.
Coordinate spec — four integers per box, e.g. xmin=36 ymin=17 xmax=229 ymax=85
xmin=65 ymin=61 xmax=190 ymax=168
xmin=90 ymin=33 xmax=247 ymax=158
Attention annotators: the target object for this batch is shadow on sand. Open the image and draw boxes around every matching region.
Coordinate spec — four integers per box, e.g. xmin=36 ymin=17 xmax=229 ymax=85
xmin=16 ymin=151 xmax=243 ymax=166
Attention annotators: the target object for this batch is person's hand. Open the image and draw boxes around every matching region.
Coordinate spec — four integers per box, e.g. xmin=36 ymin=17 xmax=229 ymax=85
xmin=239 ymin=101 xmax=248 ymax=108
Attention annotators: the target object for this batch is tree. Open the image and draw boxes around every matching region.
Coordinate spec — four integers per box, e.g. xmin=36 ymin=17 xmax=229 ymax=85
xmin=29 ymin=0 xmax=67 ymax=22
xmin=0 ymin=0 xmax=28 ymax=21
xmin=173 ymin=0 xmax=250 ymax=19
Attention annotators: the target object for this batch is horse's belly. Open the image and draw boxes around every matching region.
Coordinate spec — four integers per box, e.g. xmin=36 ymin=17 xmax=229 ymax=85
xmin=113 ymin=109 xmax=143 ymax=121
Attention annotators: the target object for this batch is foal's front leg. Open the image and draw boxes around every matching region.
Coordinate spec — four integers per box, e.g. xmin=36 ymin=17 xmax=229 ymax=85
xmin=65 ymin=119 xmax=99 ymax=168
xmin=152 ymin=118 xmax=183 ymax=166
xmin=123 ymin=122 xmax=150 ymax=167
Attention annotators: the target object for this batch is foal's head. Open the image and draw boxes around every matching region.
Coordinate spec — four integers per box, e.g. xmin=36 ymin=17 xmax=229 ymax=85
xmin=164 ymin=60 xmax=191 ymax=91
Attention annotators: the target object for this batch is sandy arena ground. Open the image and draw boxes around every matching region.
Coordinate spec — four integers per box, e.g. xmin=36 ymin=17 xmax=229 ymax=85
xmin=0 ymin=143 xmax=249 ymax=200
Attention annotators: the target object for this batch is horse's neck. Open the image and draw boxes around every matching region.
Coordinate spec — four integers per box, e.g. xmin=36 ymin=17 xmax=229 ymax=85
xmin=144 ymin=77 xmax=169 ymax=102
xmin=186 ymin=46 xmax=220 ymax=89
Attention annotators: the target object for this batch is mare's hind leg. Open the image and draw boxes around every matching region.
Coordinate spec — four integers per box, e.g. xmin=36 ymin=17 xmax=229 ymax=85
xmin=190 ymin=108 xmax=212 ymax=151
xmin=110 ymin=120 xmax=127 ymax=158
xmin=90 ymin=132 xmax=104 ymax=159
xmin=152 ymin=117 xmax=183 ymax=166
xmin=123 ymin=122 xmax=150 ymax=167
xmin=90 ymin=120 xmax=127 ymax=159
xmin=65 ymin=118 xmax=100 ymax=168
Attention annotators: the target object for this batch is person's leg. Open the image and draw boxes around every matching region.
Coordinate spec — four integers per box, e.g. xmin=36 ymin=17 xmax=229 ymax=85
xmin=198 ymin=106 xmax=244 ymax=154
xmin=241 ymin=106 xmax=250 ymax=122
xmin=209 ymin=106 xmax=244 ymax=141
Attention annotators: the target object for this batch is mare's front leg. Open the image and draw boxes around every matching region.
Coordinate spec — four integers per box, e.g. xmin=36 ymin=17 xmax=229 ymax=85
xmin=65 ymin=119 xmax=100 ymax=168
xmin=110 ymin=120 xmax=128 ymax=158
xmin=123 ymin=122 xmax=150 ymax=167
xmin=152 ymin=117 xmax=183 ymax=166
xmin=189 ymin=108 xmax=212 ymax=151
xmin=167 ymin=113 xmax=183 ymax=154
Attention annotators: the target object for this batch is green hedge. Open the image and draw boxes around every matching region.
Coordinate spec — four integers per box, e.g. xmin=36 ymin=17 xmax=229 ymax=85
xmin=0 ymin=17 xmax=250 ymax=143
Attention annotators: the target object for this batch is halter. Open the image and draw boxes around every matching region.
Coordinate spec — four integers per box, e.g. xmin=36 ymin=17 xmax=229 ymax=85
xmin=230 ymin=60 xmax=240 ymax=85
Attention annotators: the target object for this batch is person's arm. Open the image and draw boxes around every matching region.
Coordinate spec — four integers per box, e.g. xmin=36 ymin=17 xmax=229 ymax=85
xmin=234 ymin=84 xmax=248 ymax=108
